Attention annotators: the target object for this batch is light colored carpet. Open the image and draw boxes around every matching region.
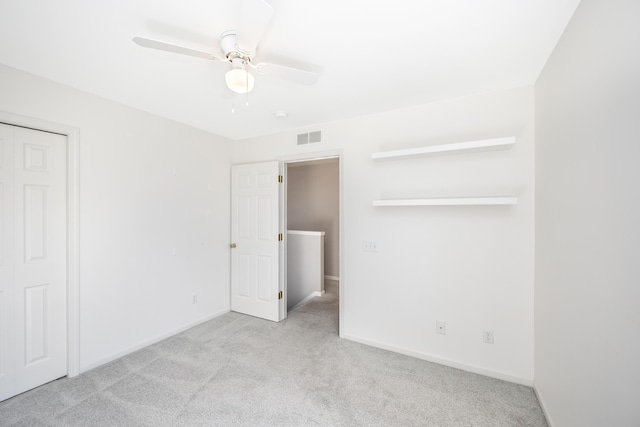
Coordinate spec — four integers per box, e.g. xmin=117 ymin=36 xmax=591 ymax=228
xmin=0 ymin=280 xmax=547 ymax=426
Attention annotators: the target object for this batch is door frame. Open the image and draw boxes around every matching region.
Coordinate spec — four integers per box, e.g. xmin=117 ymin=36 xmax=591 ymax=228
xmin=0 ymin=111 xmax=80 ymax=377
xmin=279 ymin=150 xmax=344 ymax=337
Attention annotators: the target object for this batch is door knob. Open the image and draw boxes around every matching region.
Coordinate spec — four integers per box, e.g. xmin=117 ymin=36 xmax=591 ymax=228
xmin=230 ymin=243 xmax=237 ymax=249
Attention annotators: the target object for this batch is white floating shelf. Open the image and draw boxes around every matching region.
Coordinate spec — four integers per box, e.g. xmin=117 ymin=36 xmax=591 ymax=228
xmin=372 ymin=197 xmax=518 ymax=207
xmin=371 ymin=137 xmax=515 ymax=160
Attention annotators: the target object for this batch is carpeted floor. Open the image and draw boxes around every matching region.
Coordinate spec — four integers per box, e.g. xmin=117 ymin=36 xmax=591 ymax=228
xmin=0 ymin=280 xmax=547 ymax=426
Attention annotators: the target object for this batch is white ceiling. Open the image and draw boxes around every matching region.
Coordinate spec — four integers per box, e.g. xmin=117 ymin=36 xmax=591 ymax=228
xmin=0 ymin=0 xmax=580 ymax=141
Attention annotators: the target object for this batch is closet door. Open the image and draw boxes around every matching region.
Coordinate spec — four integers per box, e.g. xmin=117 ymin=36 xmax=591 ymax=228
xmin=0 ymin=124 xmax=67 ymax=401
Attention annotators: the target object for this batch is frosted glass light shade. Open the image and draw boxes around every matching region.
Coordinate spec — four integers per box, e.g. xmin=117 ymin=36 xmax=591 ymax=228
xmin=225 ymin=68 xmax=255 ymax=94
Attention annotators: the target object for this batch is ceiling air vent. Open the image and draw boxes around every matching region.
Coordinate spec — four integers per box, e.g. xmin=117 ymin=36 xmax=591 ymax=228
xmin=296 ymin=131 xmax=322 ymax=146
xmin=309 ymin=131 xmax=321 ymax=143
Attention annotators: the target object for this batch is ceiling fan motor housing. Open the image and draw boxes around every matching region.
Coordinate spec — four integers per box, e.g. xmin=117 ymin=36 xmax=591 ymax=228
xmin=220 ymin=30 xmax=253 ymax=61
xmin=219 ymin=30 xmax=237 ymax=56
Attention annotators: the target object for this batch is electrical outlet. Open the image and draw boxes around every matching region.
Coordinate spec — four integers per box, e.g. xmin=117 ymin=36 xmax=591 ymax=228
xmin=192 ymin=294 xmax=198 ymax=304
xmin=363 ymin=241 xmax=378 ymax=252
xmin=483 ymin=329 xmax=494 ymax=344
xmin=436 ymin=321 xmax=446 ymax=335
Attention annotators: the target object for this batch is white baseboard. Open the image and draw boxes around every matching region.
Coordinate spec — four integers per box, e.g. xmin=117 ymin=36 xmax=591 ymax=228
xmin=80 ymin=308 xmax=230 ymax=373
xmin=342 ymin=333 xmax=533 ymax=387
xmin=324 ymin=275 xmax=340 ymax=281
xmin=533 ymin=381 xmax=555 ymax=427
xmin=289 ymin=291 xmax=325 ymax=312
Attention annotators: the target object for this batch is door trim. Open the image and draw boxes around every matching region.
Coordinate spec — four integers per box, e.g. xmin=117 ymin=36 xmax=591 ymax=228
xmin=0 ymin=111 xmax=80 ymax=377
xmin=280 ymin=150 xmax=344 ymax=337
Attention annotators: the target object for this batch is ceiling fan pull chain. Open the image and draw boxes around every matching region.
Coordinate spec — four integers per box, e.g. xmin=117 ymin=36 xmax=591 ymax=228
xmin=231 ymin=92 xmax=235 ymax=113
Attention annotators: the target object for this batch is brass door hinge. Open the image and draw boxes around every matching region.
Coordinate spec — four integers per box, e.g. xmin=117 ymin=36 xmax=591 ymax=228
xmin=278 ymin=233 xmax=283 ymax=241
xmin=278 ymin=175 xmax=283 ymax=183
xmin=278 ymin=291 xmax=283 ymax=300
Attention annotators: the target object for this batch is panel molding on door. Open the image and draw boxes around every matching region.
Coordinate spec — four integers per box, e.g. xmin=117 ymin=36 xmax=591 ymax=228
xmin=23 ymin=184 xmax=49 ymax=263
xmin=24 ymin=283 xmax=50 ymax=366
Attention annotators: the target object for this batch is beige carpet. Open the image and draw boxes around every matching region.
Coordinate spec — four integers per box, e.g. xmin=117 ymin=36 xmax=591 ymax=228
xmin=0 ymin=280 xmax=547 ymax=426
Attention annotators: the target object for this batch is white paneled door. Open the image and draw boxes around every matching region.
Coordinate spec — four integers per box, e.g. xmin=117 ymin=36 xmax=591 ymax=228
xmin=231 ymin=162 xmax=281 ymax=322
xmin=0 ymin=124 xmax=67 ymax=402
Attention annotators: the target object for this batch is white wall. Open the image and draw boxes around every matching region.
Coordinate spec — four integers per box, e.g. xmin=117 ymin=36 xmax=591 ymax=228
xmin=0 ymin=64 xmax=232 ymax=371
xmin=535 ymin=0 xmax=640 ymax=425
xmin=234 ymin=86 xmax=535 ymax=383
xmin=286 ymin=231 xmax=325 ymax=310
xmin=287 ymin=159 xmax=339 ymax=278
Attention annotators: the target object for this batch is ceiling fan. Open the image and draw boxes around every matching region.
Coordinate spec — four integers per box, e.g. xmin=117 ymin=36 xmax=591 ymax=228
xmin=133 ymin=0 xmax=319 ymax=96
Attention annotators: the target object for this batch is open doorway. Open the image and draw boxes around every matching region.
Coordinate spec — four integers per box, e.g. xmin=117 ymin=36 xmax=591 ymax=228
xmin=284 ymin=157 xmax=340 ymax=331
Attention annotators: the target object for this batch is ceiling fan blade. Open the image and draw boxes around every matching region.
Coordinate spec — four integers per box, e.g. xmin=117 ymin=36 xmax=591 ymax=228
xmin=133 ymin=37 xmax=224 ymax=61
xmin=235 ymin=0 xmax=274 ymax=53
xmin=255 ymin=62 xmax=320 ymax=86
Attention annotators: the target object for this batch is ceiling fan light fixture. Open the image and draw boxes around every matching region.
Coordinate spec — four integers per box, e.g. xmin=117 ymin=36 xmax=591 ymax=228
xmin=225 ymin=68 xmax=255 ymax=94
